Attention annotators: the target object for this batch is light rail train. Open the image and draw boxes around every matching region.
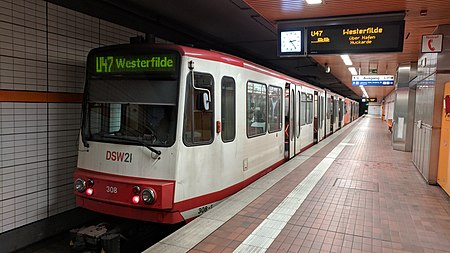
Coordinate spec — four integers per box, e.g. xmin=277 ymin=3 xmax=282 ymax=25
xmin=74 ymin=43 xmax=359 ymax=223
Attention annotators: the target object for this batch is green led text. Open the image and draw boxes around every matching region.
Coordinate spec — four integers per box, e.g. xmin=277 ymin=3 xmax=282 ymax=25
xmin=95 ymin=56 xmax=175 ymax=73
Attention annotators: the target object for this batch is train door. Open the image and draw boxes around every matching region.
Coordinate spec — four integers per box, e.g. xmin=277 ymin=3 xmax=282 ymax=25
xmin=330 ymin=95 xmax=335 ymax=133
xmin=285 ymin=83 xmax=295 ymax=159
xmin=350 ymin=102 xmax=354 ymax=122
xmin=338 ymin=98 xmax=343 ymax=128
xmin=333 ymin=97 xmax=339 ymax=131
xmin=295 ymin=86 xmax=302 ymax=154
xmin=318 ymin=92 xmax=325 ymax=141
xmin=313 ymin=91 xmax=319 ymax=143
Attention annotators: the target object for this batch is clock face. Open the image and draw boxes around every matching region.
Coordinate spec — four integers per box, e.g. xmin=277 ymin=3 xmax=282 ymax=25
xmin=280 ymin=31 xmax=302 ymax=53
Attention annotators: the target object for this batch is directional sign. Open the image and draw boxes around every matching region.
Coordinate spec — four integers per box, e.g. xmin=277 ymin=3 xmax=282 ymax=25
xmin=352 ymin=75 xmax=394 ymax=86
xmin=421 ymin=34 xmax=443 ymax=53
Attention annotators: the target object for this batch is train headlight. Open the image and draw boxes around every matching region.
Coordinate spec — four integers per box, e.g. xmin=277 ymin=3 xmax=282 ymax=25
xmin=75 ymin=178 xmax=86 ymax=193
xmin=141 ymin=188 xmax=156 ymax=204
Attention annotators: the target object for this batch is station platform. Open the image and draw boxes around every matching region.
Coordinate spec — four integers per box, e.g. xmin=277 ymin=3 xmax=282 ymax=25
xmin=146 ymin=116 xmax=450 ymax=253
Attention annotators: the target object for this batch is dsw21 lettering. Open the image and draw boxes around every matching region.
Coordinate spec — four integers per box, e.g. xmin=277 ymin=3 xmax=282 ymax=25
xmin=106 ymin=151 xmax=133 ymax=163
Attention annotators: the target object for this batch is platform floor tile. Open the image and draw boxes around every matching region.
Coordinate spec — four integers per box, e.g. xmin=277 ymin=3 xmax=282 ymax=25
xmin=151 ymin=116 xmax=450 ymax=253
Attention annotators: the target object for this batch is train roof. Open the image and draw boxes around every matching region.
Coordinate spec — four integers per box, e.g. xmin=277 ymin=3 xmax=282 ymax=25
xmin=168 ymin=44 xmax=320 ymax=90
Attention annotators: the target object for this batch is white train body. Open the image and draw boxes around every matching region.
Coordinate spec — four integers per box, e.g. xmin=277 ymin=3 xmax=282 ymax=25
xmin=74 ymin=44 xmax=358 ymax=223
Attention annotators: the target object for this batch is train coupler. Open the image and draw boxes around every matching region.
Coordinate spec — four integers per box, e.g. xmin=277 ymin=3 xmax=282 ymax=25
xmin=69 ymin=223 xmax=121 ymax=253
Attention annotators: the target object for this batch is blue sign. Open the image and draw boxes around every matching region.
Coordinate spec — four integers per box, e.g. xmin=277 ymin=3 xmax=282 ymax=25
xmin=352 ymin=75 xmax=394 ymax=86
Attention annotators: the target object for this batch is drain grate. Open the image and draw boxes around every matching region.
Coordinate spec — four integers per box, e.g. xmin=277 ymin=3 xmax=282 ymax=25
xmin=333 ymin=178 xmax=379 ymax=192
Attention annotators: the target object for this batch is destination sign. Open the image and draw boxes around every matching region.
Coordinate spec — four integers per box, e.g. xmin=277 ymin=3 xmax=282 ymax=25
xmin=92 ymin=54 xmax=177 ymax=74
xmin=307 ymin=20 xmax=404 ymax=54
xmin=352 ymin=75 xmax=394 ymax=86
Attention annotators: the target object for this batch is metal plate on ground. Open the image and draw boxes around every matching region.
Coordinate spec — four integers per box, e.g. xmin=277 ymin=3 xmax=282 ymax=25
xmin=333 ymin=178 xmax=379 ymax=192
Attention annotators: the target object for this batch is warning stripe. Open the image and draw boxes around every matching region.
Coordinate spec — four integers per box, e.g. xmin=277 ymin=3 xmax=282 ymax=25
xmin=0 ymin=90 xmax=83 ymax=103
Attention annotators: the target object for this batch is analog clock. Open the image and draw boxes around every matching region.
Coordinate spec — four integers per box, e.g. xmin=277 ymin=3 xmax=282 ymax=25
xmin=280 ymin=30 xmax=302 ymax=53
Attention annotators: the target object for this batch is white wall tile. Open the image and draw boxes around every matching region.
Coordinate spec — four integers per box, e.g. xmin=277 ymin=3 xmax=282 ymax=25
xmin=1 ymin=0 xmax=144 ymax=233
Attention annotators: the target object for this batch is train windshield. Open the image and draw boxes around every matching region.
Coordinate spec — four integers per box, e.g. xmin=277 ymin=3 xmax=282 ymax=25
xmin=82 ymin=78 xmax=178 ymax=147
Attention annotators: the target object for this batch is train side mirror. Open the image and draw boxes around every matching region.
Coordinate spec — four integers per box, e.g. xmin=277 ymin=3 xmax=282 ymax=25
xmin=197 ymin=92 xmax=210 ymax=111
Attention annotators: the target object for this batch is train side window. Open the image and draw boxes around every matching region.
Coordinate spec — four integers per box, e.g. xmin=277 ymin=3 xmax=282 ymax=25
xmin=268 ymin=85 xmax=282 ymax=133
xmin=221 ymin=76 xmax=236 ymax=142
xmin=247 ymin=81 xmax=267 ymax=137
xmin=327 ymin=97 xmax=332 ymax=119
xmin=183 ymin=72 xmax=214 ymax=145
xmin=319 ymin=96 xmax=324 ymax=128
xmin=301 ymin=92 xmax=307 ymax=126
xmin=307 ymin=94 xmax=313 ymax=124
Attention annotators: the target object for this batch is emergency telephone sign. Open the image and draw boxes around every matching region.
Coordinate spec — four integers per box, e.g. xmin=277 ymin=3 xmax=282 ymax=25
xmin=421 ymin=34 xmax=443 ymax=53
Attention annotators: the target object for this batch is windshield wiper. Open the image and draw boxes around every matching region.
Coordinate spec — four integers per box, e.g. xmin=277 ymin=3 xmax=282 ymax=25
xmin=100 ymin=134 xmax=161 ymax=156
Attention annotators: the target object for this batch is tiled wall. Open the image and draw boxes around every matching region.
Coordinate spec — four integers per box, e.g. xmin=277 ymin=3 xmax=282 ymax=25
xmin=0 ymin=0 xmax=143 ymax=233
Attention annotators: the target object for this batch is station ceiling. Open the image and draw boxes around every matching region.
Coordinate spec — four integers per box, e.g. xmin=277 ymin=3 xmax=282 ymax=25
xmin=49 ymin=0 xmax=450 ymax=101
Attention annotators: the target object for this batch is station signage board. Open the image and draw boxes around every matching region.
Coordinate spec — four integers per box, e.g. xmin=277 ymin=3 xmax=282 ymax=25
xmin=352 ymin=75 xmax=394 ymax=86
xmin=307 ymin=20 xmax=405 ymax=54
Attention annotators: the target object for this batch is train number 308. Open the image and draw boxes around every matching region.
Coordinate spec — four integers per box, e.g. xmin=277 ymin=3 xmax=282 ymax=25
xmin=106 ymin=186 xmax=118 ymax=194
xmin=198 ymin=205 xmax=213 ymax=215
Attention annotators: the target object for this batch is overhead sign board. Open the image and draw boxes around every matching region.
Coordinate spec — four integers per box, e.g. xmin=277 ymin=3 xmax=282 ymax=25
xmin=352 ymin=75 xmax=394 ymax=86
xmin=307 ymin=21 xmax=405 ymax=54
xmin=362 ymin=98 xmax=378 ymax=102
xmin=421 ymin=34 xmax=443 ymax=53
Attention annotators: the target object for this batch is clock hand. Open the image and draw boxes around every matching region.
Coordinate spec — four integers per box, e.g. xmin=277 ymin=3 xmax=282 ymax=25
xmin=289 ymin=40 xmax=297 ymax=49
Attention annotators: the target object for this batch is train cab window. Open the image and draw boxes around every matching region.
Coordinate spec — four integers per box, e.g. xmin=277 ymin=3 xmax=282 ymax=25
xmin=221 ymin=76 xmax=236 ymax=142
xmin=247 ymin=81 xmax=267 ymax=137
xmin=300 ymin=92 xmax=307 ymax=126
xmin=85 ymin=78 xmax=178 ymax=147
xmin=268 ymin=86 xmax=282 ymax=133
xmin=183 ymin=72 xmax=214 ymax=145
xmin=109 ymin=104 xmax=121 ymax=132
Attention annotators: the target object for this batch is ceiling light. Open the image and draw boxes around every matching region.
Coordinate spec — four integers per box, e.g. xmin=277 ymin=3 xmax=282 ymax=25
xmin=359 ymin=85 xmax=369 ymax=98
xmin=340 ymin=55 xmax=353 ymax=66
xmin=348 ymin=67 xmax=358 ymax=76
xmin=305 ymin=0 xmax=322 ymax=4
xmin=324 ymin=63 xmax=330 ymax=73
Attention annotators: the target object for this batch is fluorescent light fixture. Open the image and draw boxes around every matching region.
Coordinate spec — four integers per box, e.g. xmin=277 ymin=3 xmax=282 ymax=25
xmin=340 ymin=54 xmax=353 ymax=66
xmin=359 ymin=85 xmax=369 ymax=98
xmin=348 ymin=67 xmax=358 ymax=76
xmin=305 ymin=0 xmax=322 ymax=4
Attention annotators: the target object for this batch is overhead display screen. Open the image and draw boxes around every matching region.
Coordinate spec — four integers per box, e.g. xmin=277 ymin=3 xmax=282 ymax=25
xmin=307 ymin=20 xmax=405 ymax=54
xmin=90 ymin=54 xmax=178 ymax=75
